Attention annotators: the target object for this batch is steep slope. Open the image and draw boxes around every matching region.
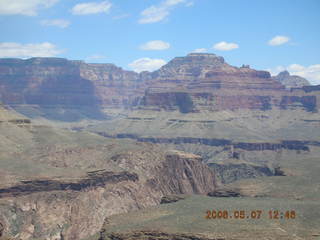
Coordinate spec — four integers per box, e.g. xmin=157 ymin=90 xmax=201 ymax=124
xmin=0 ymin=106 xmax=216 ymax=240
xmin=0 ymin=54 xmax=319 ymax=121
xmin=149 ymin=53 xmax=283 ymax=91
xmin=0 ymin=58 xmax=140 ymax=120
xmin=0 ymin=149 xmax=216 ymax=240
xmin=138 ymin=53 xmax=319 ymax=112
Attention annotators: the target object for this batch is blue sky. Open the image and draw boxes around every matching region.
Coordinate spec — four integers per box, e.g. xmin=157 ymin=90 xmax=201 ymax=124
xmin=0 ymin=0 xmax=320 ymax=84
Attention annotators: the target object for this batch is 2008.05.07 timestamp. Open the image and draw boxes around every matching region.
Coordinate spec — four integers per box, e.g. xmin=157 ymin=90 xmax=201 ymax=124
xmin=205 ymin=210 xmax=296 ymax=220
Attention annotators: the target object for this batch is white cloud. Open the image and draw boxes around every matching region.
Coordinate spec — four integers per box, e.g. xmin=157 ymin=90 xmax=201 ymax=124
xmin=140 ymin=40 xmax=170 ymax=51
xmin=269 ymin=64 xmax=320 ymax=85
xmin=213 ymin=41 xmax=239 ymax=51
xmin=287 ymin=63 xmax=305 ymax=72
xmin=268 ymin=36 xmax=290 ymax=46
xmin=165 ymin=0 xmax=185 ymax=5
xmin=71 ymin=1 xmax=112 ymax=15
xmin=40 ymin=19 xmax=70 ymax=28
xmin=139 ymin=0 xmax=186 ymax=24
xmin=192 ymin=48 xmax=207 ymax=53
xmin=86 ymin=54 xmax=107 ymax=61
xmin=0 ymin=0 xmax=58 ymax=16
xmin=0 ymin=42 xmax=63 ymax=58
xmin=128 ymin=58 xmax=167 ymax=73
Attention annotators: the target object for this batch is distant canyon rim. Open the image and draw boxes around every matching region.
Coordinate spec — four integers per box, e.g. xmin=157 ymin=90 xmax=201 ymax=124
xmin=0 ymin=53 xmax=319 ymax=240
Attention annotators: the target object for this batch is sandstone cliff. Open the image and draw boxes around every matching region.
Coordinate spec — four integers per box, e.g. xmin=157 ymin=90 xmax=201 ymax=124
xmin=0 ymin=54 xmax=319 ymax=120
xmin=138 ymin=54 xmax=319 ymax=112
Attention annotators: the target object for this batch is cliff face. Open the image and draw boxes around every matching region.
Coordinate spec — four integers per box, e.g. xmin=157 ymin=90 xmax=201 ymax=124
xmin=140 ymin=54 xmax=280 ymax=111
xmin=149 ymin=53 xmax=282 ymax=91
xmin=0 ymin=150 xmax=215 ymax=240
xmin=78 ymin=63 xmax=141 ymax=107
xmin=0 ymin=58 xmax=99 ymax=106
xmin=149 ymin=151 xmax=216 ymax=195
xmin=0 ymin=58 xmax=141 ymax=110
xmin=0 ymin=54 xmax=319 ymax=117
xmin=138 ymin=54 xmax=318 ymax=112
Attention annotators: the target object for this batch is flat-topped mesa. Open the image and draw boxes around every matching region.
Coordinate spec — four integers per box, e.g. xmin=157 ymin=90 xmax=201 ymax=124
xmin=151 ymin=53 xmax=226 ymax=80
xmin=148 ymin=53 xmax=283 ymax=92
xmin=140 ymin=53 xmax=288 ymax=111
xmin=168 ymin=53 xmax=225 ymax=67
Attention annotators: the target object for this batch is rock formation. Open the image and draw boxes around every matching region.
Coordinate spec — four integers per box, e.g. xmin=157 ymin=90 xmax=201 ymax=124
xmin=1 ymin=53 xmax=320 ymax=239
xmin=160 ymin=194 xmax=187 ymax=204
xmin=207 ymin=188 xmax=241 ymax=197
xmin=0 ymin=54 xmax=319 ymax=119
xmin=0 ymin=58 xmax=141 ymax=120
xmin=273 ymin=70 xmax=310 ymax=89
xmin=0 ymin=109 xmax=217 ymax=240
xmin=139 ymin=54 xmax=319 ymax=112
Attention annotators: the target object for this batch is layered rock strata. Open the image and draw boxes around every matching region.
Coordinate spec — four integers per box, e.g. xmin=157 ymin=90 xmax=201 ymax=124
xmin=0 ymin=151 xmax=216 ymax=240
xmin=0 ymin=54 xmax=319 ymax=116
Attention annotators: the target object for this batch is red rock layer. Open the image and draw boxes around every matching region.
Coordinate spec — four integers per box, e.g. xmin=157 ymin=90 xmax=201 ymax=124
xmin=0 ymin=54 xmax=319 ymax=112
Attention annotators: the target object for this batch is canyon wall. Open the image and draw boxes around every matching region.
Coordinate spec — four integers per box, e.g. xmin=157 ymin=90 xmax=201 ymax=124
xmin=0 ymin=54 xmax=319 ymax=118
xmin=0 ymin=151 xmax=216 ymax=240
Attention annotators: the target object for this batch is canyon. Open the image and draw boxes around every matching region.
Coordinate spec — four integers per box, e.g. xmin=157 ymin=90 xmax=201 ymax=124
xmin=0 ymin=53 xmax=320 ymax=239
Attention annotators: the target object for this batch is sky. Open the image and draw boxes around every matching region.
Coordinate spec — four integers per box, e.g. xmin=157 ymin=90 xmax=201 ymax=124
xmin=0 ymin=0 xmax=320 ymax=84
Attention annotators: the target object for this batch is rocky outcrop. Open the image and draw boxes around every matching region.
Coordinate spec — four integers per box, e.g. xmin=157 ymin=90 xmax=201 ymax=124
xmin=208 ymin=163 xmax=274 ymax=184
xmin=0 ymin=150 xmax=216 ymax=240
xmin=207 ymin=188 xmax=241 ymax=197
xmin=160 ymin=194 xmax=186 ymax=204
xmin=0 ymin=170 xmax=138 ymax=198
xmin=141 ymin=91 xmax=195 ymax=113
xmin=273 ymin=70 xmax=310 ymax=89
xmin=150 ymin=151 xmax=216 ymax=195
